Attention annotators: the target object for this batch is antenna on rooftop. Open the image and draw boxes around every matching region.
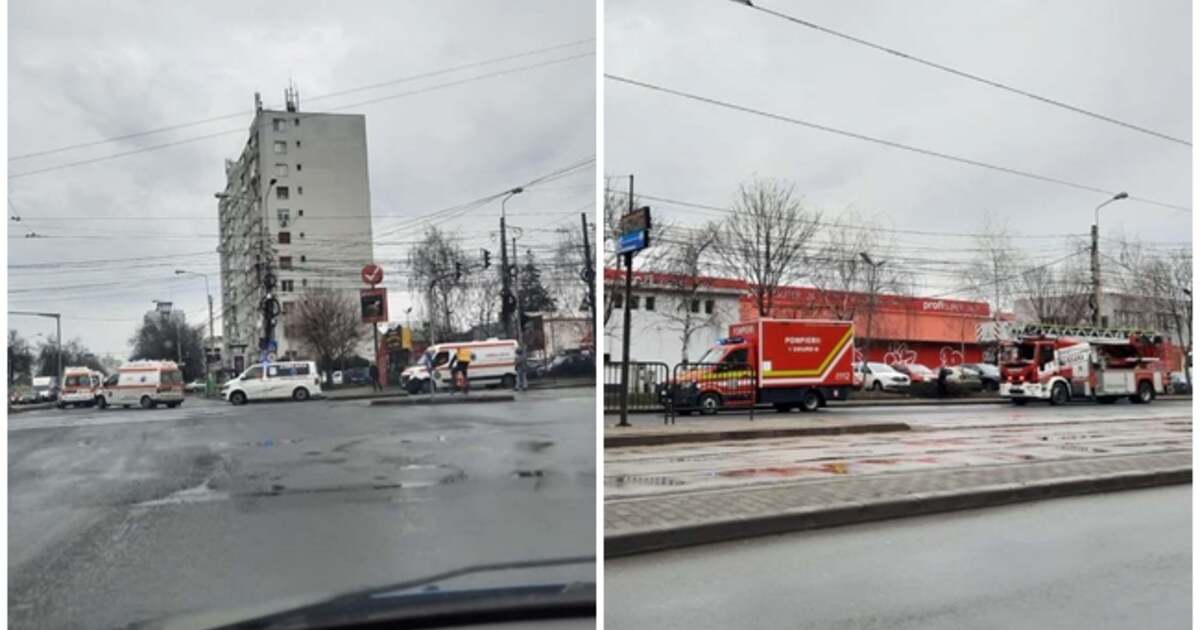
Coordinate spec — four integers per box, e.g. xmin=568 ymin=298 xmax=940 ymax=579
xmin=285 ymin=79 xmax=299 ymax=113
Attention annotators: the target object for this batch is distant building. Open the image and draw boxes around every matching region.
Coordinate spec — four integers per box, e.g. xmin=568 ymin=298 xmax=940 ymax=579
xmin=217 ymin=88 xmax=374 ymax=372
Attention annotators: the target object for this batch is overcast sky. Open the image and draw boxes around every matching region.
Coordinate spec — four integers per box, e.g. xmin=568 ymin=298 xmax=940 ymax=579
xmin=8 ymin=0 xmax=595 ymax=358
xmin=606 ymin=0 xmax=1191 ymax=298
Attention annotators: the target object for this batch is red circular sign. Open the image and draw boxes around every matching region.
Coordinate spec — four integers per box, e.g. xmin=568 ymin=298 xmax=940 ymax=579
xmin=361 ymin=264 xmax=384 ymax=285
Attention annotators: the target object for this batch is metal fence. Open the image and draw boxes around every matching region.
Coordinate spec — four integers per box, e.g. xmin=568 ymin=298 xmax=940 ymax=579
xmin=663 ymin=362 xmax=756 ymax=423
xmin=603 ymin=361 xmax=671 ymax=413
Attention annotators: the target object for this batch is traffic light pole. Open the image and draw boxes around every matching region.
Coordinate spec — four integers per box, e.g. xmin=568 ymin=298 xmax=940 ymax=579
xmin=581 ymin=211 xmax=596 ymax=346
xmin=617 ymin=175 xmax=634 ymax=428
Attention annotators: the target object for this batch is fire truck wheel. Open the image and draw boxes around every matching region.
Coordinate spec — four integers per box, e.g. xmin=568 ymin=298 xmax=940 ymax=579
xmin=698 ymin=392 xmax=721 ymax=415
xmin=799 ymin=390 xmax=822 ymax=412
xmin=1049 ymin=382 xmax=1069 ymax=406
xmin=1131 ymin=381 xmax=1154 ymax=404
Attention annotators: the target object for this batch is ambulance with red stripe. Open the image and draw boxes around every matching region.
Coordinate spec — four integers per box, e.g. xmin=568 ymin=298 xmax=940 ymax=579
xmin=58 ymin=366 xmax=105 ymax=408
xmin=400 ymin=339 xmax=518 ymax=394
xmin=999 ymin=325 xmax=1165 ymax=405
xmin=99 ymin=360 xmax=185 ymax=409
xmin=669 ymin=319 xmax=855 ymax=414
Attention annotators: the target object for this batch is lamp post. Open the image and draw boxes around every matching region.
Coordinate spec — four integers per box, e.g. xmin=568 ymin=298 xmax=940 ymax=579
xmin=1091 ymin=192 xmax=1129 ymax=327
xmin=859 ymin=252 xmax=886 ymax=360
xmin=176 ymin=270 xmax=215 ymax=395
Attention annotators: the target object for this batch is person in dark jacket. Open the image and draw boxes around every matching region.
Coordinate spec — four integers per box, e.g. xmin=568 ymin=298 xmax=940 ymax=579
xmin=368 ymin=364 xmax=381 ymax=392
xmin=936 ymin=366 xmax=949 ymax=398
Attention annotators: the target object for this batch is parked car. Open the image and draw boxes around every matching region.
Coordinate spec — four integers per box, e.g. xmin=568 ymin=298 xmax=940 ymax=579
xmin=1167 ymin=372 xmax=1192 ymax=394
xmin=344 ymin=367 xmax=374 ymax=386
xmin=961 ymin=363 xmax=1000 ymax=390
xmin=545 ymin=350 xmax=595 ymax=378
xmin=32 ymin=376 xmax=58 ymax=402
xmin=221 ymin=360 xmax=323 ymax=405
xmin=184 ymin=379 xmax=207 ymax=393
xmin=859 ymin=362 xmax=911 ymax=392
xmin=890 ymin=363 xmax=935 ymax=383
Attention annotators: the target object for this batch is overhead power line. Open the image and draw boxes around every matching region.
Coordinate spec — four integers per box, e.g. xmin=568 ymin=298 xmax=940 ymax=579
xmin=605 ymin=74 xmax=1191 ymax=213
xmin=736 ymin=1 xmax=1190 ymax=147
xmin=10 ymin=51 xmax=594 ymax=180
xmin=9 ymin=37 xmax=595 ymax=162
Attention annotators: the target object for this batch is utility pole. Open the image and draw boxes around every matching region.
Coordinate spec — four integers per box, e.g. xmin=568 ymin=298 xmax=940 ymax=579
xmin=580 ymin=211 xmax=596 ymax=345
xmin=260 ymin=178 xmax=279 ymax=364
xmin=499 ymin=188 xmax=523 ymax=339
xmin=618 ymin=175 xmax=635 ymax=427
xmin=513 ymin=237 xmax=524 ymax=349
xmin=859 ymin=252 xmax=885 ymax=361
xmin=1092 ymin=192 xmax=1129 ymax=327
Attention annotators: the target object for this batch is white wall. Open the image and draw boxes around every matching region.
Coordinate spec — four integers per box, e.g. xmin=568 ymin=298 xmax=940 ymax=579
xmin=603 ymin=289 xmax=741 ymax=366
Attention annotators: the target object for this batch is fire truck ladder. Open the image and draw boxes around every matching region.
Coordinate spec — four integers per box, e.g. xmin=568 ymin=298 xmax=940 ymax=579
xmin=1014 ymin=322 xmax=1161 ymax=344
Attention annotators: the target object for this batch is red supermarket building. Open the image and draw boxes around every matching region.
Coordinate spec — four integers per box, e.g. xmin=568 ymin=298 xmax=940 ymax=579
xmin=604 ymin=269 xmax=999 ymax=368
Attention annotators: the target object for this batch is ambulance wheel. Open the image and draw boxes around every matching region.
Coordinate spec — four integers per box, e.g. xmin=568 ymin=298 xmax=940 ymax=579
xmin=698 ymin=392 xmax=721 ymax=415
xmin=1049 ymin=382 xmax=1069 ymax=406
xmin=1131 ymin=381 xmax=1154 ymax=404
xmin=140 ymin=396 xmax=156 ymax=410
xmin=501 ymin=375 xmax=516 ymax=390
xmin=799 ymin=390 xmax=822 ymax=412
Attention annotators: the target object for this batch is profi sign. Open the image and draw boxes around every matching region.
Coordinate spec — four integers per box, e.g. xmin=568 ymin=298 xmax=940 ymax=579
xmin=361 ymin=288 xmax=388 ymax=324
xmin=361 ymin=263 xmax=384 ymax=286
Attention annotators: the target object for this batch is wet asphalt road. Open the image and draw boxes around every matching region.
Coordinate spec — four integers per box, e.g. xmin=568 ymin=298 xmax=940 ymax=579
xmin=606 ymin=400 xmax=1192 ymax=498
xmin=9 ymin=388 xmax=596 ymax=629
xmin=607 ymin=485 xmax=1192 ymax=630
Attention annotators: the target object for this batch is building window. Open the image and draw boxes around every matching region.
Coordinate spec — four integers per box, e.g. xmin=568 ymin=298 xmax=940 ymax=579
xmin=301 ymin=278 xmax=307 ymax=287
xmin=705 ymin=299 xmax=715 ymax=314
xmin=279 ymin=301 xmax=290 ymax=315
xmin=281 ymin=280 xmax=294 ymax=292
xmin=275 ymin=163 xmax=288 ymax=177
xmin=294 ymin=118 xmax=300 ymax=127
xmin=298 ymin=209 xmax=304 ymax=217
xmin=273 ymin=118 xmax=286 ymax=132
xmin=629 ymin=295 xmax=640 ymax=310
xmin=277 ymin=208 xmax=290 ymax=226
xmin=297 ymin=186 xmax=303 ymax=195
xmin=613 ymin=293 xmax=624 ymax=309
xmin=299 ymin=232 xmax=305 ymax=239
xmin=273 ymin=141 xmax=287 ymax=154
xmin=645 ymin=296 xmax=656 ymax=311
xmin=300 ymin=255 xmax=306 ymax=262
xmin=295 ymin=140 xmax=301 ymax=148
xmin=296 ymin=164 xmax=302 ymax=172
xmin=690 ymin=299 xmax=700 ymax=313
xmin=278 ymin=231 xmax=291 ymax=244
xmin=276 ymin=186 xmax=289 ymax=200
xmin=279 ymin=256 xmax=293 ymax=270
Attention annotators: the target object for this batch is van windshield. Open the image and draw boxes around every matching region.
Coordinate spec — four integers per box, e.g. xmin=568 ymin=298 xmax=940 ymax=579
xmin=64 ymin=375 xmax=87 ymax=387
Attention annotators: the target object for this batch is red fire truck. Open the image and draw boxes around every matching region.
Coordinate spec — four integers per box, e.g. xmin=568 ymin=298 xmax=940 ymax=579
xmin=998 ymin=323 xmax=1166 ymax=405
xmin=669 ymin=319 xmax=855 ymax=414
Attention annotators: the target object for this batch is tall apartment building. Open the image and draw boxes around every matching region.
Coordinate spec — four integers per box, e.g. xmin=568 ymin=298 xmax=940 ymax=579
xmin=217 ymin=88 xmax=374 ymax=372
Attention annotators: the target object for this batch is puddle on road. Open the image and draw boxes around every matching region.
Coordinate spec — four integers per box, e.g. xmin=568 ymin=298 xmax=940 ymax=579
xmin=517 ymin=440 xmax=555 ymax=453
xmin=244 ymin=437 xmax=304 ymax=448
xmin=513 ymin=469 xmax=545 ymax=478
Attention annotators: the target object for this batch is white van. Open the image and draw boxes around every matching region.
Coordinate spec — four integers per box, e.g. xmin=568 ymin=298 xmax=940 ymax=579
xmin=221 ymin=360 xmax=322 ymax=405
xmin=59 ymin=367 xmax=105 ymax=408
xmin=101 ymin=360 xmax=185 ymax=409
xmin=400 ymin=339 xmax=518 ymax=394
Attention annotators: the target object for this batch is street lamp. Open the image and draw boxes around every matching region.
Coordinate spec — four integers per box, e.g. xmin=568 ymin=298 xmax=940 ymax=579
xmin=859 ymin=252 xmax=886 ymax=360
xmin=1091 ymin=191 xmax=1129 ymax=327
xmin=176 ymin=269 xmax=216 ymax=395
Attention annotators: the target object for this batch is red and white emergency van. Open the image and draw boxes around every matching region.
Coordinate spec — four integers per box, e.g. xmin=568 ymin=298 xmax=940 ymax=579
xmin=100 ymin=360 xmax=185 ymax=409
xmin=999 ymin=324 xmax=1165 ymax=405
xmin=670 ymin=319 xmax=855 ymax=414
xmin=58 ymin=367 xmax=105 ymax=408
xmin=399 ymin=339 xmax=519 ymax=394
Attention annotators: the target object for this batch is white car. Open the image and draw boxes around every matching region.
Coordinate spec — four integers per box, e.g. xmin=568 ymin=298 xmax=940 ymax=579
xmin=859 ymin=362 xmax=911 ymax=392
xmin=222 ymin=360 xmax=323 ymax=405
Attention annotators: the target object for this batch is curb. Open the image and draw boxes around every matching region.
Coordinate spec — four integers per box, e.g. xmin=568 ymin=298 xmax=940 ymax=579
xmin=369 ymin=394 xmax=515 ymax=406
xmin=605 ymin=422 xmax=910 ymax=448
xmin=605 ymin=466 xmax=1191 ymax=558
xmin=7 ymin=403 xmax=57 ymax=415
xmin=603 ymin=394 xmax=1193 ymax=416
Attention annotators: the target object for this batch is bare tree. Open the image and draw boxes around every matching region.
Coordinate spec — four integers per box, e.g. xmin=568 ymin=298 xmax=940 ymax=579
xmin=1015 ymin=249 xmax=1092 ymax=325
xmin=287 ymin=287 xmax=365 ymax=384
xmin=407 ymin=226 xmax=468 ymax=341
xmin=963 ymin=219 xmax=1019 ymax=318
xmin=548 ymin=226 xmax=589 ymax=316
xmin=1117 ymin=243 xmax=1193 ymax=385
xmin=460 ymin=271 xmax=502 ymax=339
xmin=655 ymin=223 xmax=720 ymax=363
xmin=713 ymin=177 xmax=821 ymax=317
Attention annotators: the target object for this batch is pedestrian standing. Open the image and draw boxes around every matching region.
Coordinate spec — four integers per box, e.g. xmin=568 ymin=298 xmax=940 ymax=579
xmin=937 ymin=366 xmax=949 ymax=398
xmin=368 ymin=363 xmax=381 ymax=392
xmin=451 ymin=346 xmax=474 ymax=394
xmin=515 ymin=346 xmax=528 ymax=392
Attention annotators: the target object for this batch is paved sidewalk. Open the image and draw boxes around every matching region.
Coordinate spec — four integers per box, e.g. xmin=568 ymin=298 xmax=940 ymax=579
xmin=605 ymin=416 xmax=909 ymax=448
xmin=605 ymin=450 xmax=1191 ymax=557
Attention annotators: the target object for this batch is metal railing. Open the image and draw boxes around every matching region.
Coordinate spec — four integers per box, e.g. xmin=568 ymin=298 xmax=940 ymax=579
xmin=603 ymin=361 xmax=670 ymax=414
xmin=663 ymin=362 xmax=756 ymax=424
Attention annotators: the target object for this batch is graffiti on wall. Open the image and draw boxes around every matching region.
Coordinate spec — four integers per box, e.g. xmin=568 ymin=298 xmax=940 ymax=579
xmin=938 ymin=346 xmax=965 ymax=367
xmin=883 ymin=343 xmax=918 ymax=366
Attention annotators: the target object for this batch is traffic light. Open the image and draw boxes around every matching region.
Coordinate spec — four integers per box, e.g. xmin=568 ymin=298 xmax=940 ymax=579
xmin=482 ymin=249 xmax=491 ymax=269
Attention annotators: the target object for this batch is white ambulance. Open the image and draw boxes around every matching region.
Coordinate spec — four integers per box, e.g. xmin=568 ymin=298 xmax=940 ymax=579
xmin=221 ymin=360 xmax=323 ymax=405
xmin=400 ymin=339 xmax=518 ymax=394
xmin=100 ymin=360 xmax=185 ymax=409
xmin=58 ymin=367 xmax=105 ymax=408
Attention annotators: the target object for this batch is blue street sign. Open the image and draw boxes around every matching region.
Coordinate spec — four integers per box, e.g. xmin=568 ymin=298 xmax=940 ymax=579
xmin=266 ymin=340 xmax=278 ymax=352
xmin=617 ymin=230 xmax=648 ymax=255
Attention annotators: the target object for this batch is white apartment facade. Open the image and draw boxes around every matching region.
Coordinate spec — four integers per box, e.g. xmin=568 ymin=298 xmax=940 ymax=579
xmin=217 ymin=89 xmax=374 ymax=372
